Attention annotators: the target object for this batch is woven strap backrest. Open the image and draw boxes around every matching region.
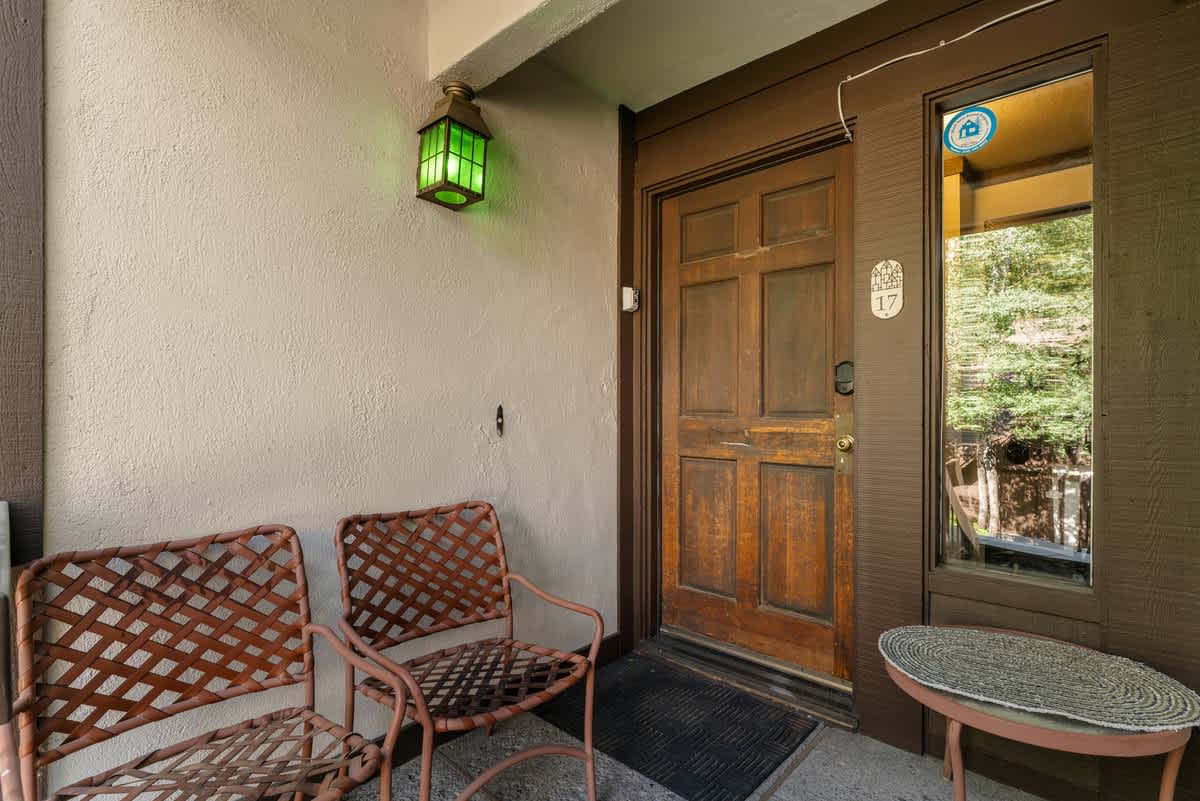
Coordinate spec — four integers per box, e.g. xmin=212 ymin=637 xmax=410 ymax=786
xmin=336 ymin=501 xmax=511 ymax=650
xmin=15 ymin=526 xmax=311 ymax=766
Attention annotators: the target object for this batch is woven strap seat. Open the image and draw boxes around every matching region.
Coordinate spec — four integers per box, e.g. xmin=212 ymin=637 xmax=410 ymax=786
xmin=50 ymin=708 xmax=380 ymax=801
xmin=357 ymin=637 xmax=588 ymax=732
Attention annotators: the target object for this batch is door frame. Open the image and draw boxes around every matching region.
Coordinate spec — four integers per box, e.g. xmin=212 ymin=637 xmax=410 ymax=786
xmin=616 ymin=117 xmax=856 ymax=661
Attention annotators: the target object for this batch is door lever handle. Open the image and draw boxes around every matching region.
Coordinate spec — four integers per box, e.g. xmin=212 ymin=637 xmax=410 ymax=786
xmin=720 ymin=441 xmax=751 ymax=448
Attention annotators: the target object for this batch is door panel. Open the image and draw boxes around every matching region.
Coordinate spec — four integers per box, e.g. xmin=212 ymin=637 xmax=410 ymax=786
xmin=661 ymin=146 xmax=854 ymax=679
xmin=680 ymin=279 xmax=739 ymax=415
xmin=760 ymin=464 xmax=834 ymax=620
xmin=762 ymin=179 xmax=834 ymax=245
xmin=681 ymin=204 xmax=738 ymax=261
xmin=762 ymin=265 xmax=831 ymax=417
xmin=679 ymin=458 xmax=738 ymax=597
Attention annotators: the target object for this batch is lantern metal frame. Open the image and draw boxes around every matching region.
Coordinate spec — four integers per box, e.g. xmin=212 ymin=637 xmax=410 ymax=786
xmin=416 ymin=81 xmax=492 ymax=210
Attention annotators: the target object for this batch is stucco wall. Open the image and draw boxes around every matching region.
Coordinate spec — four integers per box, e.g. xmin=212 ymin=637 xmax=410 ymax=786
xmin=43 ymin=0 xmax=617 ymax=787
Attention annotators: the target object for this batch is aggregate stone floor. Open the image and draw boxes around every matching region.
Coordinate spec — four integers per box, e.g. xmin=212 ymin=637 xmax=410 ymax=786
xmin=346 ymin=714 xmax=1049 ymax=801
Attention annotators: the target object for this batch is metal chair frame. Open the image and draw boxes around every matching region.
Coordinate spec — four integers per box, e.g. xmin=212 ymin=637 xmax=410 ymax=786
xmin=335 ymin=501 xmax=602 ymax=801
xmin=1 ymin=592 xmax=22 ymax=800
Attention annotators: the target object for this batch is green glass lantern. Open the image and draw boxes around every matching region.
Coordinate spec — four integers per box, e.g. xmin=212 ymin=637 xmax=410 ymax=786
xmin=417 ymin=81 xmax=492 ymax=210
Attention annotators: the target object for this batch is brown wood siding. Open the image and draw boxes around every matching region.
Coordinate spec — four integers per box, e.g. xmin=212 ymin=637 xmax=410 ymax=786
xmin=1102 ymin=7 xmax=1200 ymax=800
xmin=851 ymin=97 xmax=927 ymax=752
xmin=0 ymin=0 xmax=44 ymax=565
xmin=623 ymin=1 xmax=1200 ymax=798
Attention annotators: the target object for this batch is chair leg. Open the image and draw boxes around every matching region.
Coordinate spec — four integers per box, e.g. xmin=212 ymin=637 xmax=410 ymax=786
xmin=380 ymin=756 xmax=393 ymax=801
xmin=583 ymin=664 xmax=598 ymax=801
xmin=341 ymin=661 xmax=357 ymax=781
xmin=344 ymin=661 xmax=356 ymax=734
xmin=419 ymin=722 xmax=435 ymax=801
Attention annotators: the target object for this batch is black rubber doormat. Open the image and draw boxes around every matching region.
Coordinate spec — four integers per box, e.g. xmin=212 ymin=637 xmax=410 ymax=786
xmin=534 ymin=653 xmax=819 ymax=801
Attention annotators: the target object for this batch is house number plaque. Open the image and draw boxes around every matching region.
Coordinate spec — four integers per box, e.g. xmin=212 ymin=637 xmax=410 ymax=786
xmin=870 ymin=259 xmax=904 ymax=319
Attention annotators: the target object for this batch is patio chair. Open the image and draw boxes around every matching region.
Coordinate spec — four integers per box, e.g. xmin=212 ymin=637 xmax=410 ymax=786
xmin=335 ymin=501 xmax=602 ymax=801
xmin=10 ymin=526 xmax=408 ymax=801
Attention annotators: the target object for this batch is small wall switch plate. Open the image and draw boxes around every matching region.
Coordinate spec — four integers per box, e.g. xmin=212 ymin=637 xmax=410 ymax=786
xmin=622 ymin=286 xmax=640 ymax=312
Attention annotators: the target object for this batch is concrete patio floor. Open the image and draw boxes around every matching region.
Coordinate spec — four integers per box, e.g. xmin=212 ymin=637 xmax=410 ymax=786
xmin=346 ymin=713 xmax=1049 ymax=801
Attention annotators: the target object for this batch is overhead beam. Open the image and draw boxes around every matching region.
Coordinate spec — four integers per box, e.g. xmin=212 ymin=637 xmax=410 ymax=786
xmin=968 ymin=147 xmax=1094 ymax=187
xmin=428 ymin=0 xmax=618 ymax=88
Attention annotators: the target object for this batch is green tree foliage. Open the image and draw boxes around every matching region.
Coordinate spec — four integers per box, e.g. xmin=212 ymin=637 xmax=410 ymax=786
xmin=944 ymin=213 xmax=1093 ymax=462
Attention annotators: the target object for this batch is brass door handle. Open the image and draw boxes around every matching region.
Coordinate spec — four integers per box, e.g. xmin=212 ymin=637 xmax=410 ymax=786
xmin=835 ymin=435 xmax=855 ymax=453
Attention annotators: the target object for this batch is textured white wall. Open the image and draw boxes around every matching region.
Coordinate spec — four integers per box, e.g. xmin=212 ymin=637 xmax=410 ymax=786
xmin=43 ymin=0 xmax=617 ymax=787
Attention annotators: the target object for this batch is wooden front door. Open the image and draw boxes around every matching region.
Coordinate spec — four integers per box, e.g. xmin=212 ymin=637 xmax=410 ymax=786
xmin=661 ymin=146 xmax=854 ymax=680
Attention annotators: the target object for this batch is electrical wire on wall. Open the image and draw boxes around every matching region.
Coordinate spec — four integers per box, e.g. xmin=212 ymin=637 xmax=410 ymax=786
xmin=836 ymin=0 xmax=1059 ymax=141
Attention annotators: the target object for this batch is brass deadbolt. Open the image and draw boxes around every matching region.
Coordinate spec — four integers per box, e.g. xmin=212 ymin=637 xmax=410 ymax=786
xmin=835 ymin=435 xmax=855 ymax=453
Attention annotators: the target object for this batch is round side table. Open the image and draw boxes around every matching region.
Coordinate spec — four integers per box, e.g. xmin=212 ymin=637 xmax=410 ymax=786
xmin=886 ymin=660 xmax=1191 ymax=801
xmin=880 ymin=627 xmax=1195 ymax=801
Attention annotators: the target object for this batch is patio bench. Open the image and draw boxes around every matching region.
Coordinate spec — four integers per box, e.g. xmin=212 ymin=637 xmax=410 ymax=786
xmin=335 ymin=500 xmax=603 ymax=801
xmin=9 ymin=526 xmax=407 ymax=801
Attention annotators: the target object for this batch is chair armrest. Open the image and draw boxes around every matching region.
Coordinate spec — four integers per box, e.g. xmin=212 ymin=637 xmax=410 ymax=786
xmin=335 ymin=617 xmax=434 ymax=717
xmin=9 ymin=691 xmax=34 ymax=717
xmin=505 ymin=573 xmax=604 ymax=664
xmin=305 ymin=624 xmax=408 ymax=753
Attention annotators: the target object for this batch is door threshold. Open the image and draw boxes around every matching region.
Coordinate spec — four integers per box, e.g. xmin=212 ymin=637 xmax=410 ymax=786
xmin=661 ymin=626 xmax=853 ymax=692
xmin=641 ymin=627 xmax=859 ymax=730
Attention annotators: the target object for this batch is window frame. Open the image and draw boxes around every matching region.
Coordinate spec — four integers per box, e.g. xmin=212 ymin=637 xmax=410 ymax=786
xmin=923 ymin=43 xmax=1107 ymax=621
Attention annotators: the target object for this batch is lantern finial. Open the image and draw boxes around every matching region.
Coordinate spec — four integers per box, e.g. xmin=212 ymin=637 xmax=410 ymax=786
xmin=442 ymin=81 xmax=476 ymax=101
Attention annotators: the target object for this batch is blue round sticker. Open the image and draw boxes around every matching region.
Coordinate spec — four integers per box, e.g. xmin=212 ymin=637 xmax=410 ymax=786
xmin=943 ymin=106 xmax=997 ymax=155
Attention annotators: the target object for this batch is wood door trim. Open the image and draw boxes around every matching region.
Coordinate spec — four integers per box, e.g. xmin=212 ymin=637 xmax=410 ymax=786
xmin=617 ymin=127 xmax=852 ymax=657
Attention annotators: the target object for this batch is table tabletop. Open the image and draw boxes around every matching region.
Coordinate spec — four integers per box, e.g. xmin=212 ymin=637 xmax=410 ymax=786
xmin=879 ymin=625 xmax=1200 ymax=734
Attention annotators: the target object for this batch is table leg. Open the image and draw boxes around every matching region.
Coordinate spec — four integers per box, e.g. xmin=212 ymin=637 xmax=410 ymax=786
xmin=943 ymin=734 xmax=952 ymax=780
xmin=1159 ymin=744 xmax=1186 ymax=801
xmin=947 ymin=718 xmax=966 ymax=801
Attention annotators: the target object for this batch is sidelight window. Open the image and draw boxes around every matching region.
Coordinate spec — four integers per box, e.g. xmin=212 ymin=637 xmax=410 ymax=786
xmin=938 ymin=71 xmax=1095 ymax=586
